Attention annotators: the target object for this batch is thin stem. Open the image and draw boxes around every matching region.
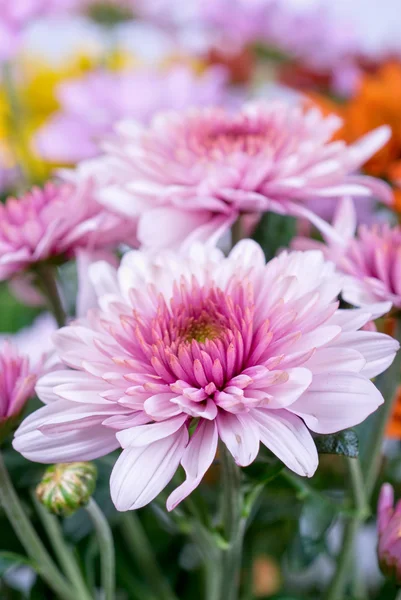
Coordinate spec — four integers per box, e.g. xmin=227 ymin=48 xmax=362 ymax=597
xmin=220 ymin=444 xmax=246 ymax=600
xmin=0 ymin=452 xmax=75 ymax=600
xmin=85 ymin=499 xmax=115 ymax=600
xmin=396 ymin=589 xmax=401 ymax=600
xmin=191 ymin=521 xmax=222 ymax=600
xmin=32 ymin=493 xmax=93 ymax=600
xmin=35 ymin=264 xmax=66 ymax=327
xmin=231 ymin=216 xmax=244 ymax=247
xmin=325 ymin=458 xmax=369 ymax=600
xmin=119 ymin=512 xmax=178 ymax=600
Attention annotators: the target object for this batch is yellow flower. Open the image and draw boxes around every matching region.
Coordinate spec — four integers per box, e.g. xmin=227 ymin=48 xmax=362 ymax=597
xmin=0 ymin=48 xmax=135 ymax=186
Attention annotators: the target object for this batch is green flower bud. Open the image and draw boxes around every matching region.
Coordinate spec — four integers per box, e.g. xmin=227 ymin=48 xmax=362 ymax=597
xmin=36 ymin=462 xmax=97 ymax=517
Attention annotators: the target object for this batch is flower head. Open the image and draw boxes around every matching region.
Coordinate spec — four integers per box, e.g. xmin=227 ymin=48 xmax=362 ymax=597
xmin=75 ymin=101 xmax=392 ymax=250
xmin=35 ymin=65 xmax=229 ymax=164
xmin=0 ymin=180 xmax=137 ymax=281
xmin=378 ymin=483 xmax=401 ymax=583
xmin=293 ymin=197 xmax=401 ymax=317
xmin=13 ymin=241 xmax=398 ymax=511
xmin=0 ymin=341 xmax=38 ymax=440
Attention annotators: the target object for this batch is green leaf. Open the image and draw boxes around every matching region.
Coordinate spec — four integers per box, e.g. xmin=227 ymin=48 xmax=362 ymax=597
xmin=252 ymin=212 xmax=297 ymax=261
xmin=286 ymin=494 xmax=335 ymax=571
xmin=0 ymin=283 xmax=42 ymax=333
xmin=315 ymin=429 xmax=359 ymax=458
xmin=0 ymin=552 xmax=35 ymax=576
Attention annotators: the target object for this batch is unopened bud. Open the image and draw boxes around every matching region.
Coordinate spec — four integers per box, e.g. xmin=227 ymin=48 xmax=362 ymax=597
xmin=36 ymin=462 xmax=97 ymax=517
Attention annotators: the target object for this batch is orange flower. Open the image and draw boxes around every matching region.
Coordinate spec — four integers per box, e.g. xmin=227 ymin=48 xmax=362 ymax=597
xmin=387 ymin=385 xmax=401 ymax=439
xmin=308 ymin=62 xmax=401 ymax=195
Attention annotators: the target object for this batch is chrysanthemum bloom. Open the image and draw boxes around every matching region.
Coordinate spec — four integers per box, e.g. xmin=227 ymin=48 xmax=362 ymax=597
xmin=35 ymin=65 xmax=229 ymax=164
xmin=293 ymin=197 xmax=401 ymax=317
xmin=377 ymin=483 xmax=401 ymax=583
xmin=0 ymin=341 xmax=39 ymax=441
xmin=0 ymin=180 xmax=137 ymax=281
xmin=75 ymin=101 xmax=392 ymax=250
xmin=13 ymin=241 xmax=398 ymax=511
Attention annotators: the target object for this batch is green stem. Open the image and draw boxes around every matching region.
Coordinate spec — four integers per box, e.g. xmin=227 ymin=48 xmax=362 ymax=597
xmin=0 ymin=452 xmax=75 ymax=600
xmin=220 ymin=445 xmax=246 ymax=600
xmin=325 ymin=458 xmax=369 ymax=600
xmin=231 ymin=216 xmax=244 ymax=247
xmin=32 ymin=493 xmax=93 ymax=600
xmin=85 ymin=499 xmax=115 ymax=600
xmin=191 ymin=521 xmax=222 ymax=600
xmin=35 ymin=264 xmax=66 ymax=327
xmin=396 ymin=590 xmax=401 ymax=600
xmin=119 ymin=512 xmax=178 ymax=600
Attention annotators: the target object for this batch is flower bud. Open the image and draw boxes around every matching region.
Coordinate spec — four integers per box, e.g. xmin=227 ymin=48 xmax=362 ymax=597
xmin=36 ymin=462 xmax=97 ymax=517
xmin=377 ymin=483 xmax=401 ymax=583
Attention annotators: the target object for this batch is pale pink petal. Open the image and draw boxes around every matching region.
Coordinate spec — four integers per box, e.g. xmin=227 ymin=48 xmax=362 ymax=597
xmin=252 ymin=408 xmax=318 ymax=477
xmin=110 ymin=427 xmax=189 ymax=511
xmin=217 ymin=412 xmax=259 ymax=466
xmin=289 ymin=372 xmax=384 ymax=434
xmin=166 ymin=420 xmax=218 ymax=511
xmin=329 ymin=331 xmax=399 ymax=378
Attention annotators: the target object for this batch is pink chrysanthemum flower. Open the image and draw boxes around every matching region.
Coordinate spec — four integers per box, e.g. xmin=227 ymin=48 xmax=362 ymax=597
xmin=293 ymin=197 xmax=401 ymax=317
xmin=0 ymin=341 xmax=39 ymax=439
xmin=0 ymin=180 xmax=137 ymax=281
xmin=13 ymin=241 xmax=398 ymax=511
xmin=377 ymin=483 xmax=401 ymax=583
xmin=72 ymin=102 xmax=392 ymax=250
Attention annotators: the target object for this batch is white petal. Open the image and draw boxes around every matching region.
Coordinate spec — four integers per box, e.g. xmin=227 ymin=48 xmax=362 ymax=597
xmin=289 ymin=372 xmax=384 ymax=434
xmin=252 ymin=408 xmax=318 ymax=477
xmin=110 ymin=428 xmax=188 ymax=511
xmin=217 ymin=412 xmax=259 ymax=466
xmin=166 ymin=420 xmax=217 ymax=511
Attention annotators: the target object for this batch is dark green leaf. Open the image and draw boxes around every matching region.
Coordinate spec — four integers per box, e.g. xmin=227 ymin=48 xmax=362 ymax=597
xmin=252 ymin=212 xmax=297 ymax=261
xmin=315 ymin=429 xmax=359 ymax=458
xmin=0 ymin=283 xmax=42 ymax=333
xmin=286 ymin=494 xmax=335 ymax=571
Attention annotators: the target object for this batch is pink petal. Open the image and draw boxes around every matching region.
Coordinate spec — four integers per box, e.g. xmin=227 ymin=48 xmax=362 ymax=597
xmin=289 ymin=372 xmax=384 ymax=434
xmin=116 ymin=414 xmax=188 ymax=448
xmin=166 ymin=420 xmax=217 ymax=511
xmin=110 ymin=427 xmax=189 ymax=510
xmin=217 ymin=412 xmax=259 ymax=466
xmin=252 ymin=408 xmax=318 ymax=477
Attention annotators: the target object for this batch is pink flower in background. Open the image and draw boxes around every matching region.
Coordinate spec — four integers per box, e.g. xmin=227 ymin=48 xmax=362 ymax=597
xmin=13 ymin=241 xmax=398 ymax=511
xmin=0 ymin=181 xmax=137 ymax=281
xmin=35 ymin=65 xmax=229 ymax=164
xmin=377 ymin=483 xmax=401 ymax=583
xmin=74 ymin=101 xmax=392 ymax=250
xmin=0 ymin=341 xmax=39 ymax=431
xmin=293 ymin=197 xmax=401 ymax=317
